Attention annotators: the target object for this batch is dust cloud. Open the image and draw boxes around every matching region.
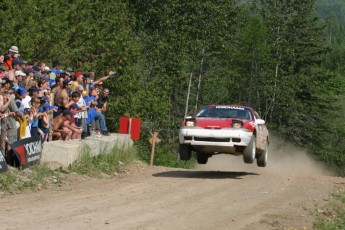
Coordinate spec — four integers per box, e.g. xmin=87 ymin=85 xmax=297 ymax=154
xmin=196 ymin=136 xmax=334 ymax=176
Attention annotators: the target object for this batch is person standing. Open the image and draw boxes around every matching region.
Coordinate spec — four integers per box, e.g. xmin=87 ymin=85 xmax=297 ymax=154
xmin=4 ymin=46 xmax=20 ymax=70
xmin=98 ymin=87 xmax=109 ymax=114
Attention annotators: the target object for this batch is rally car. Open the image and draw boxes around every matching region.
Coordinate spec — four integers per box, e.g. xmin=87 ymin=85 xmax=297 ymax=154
xmin=178 ymin=105 xmax=269 ymax=167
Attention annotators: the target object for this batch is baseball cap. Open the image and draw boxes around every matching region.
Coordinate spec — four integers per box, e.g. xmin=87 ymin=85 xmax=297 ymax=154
xmin=34 ymin=72 xmax=43 ymax=79
xmin=42 ymin=104 xmax=55 ymax=111
xmin=41 ymin=95 xmax=50 ymax=103
xmin=2 ymin=77 xmax=13 ymax=84
xmin=66 ymin=67 xmax=73 ymax=72
xmin=12 ymin=59 xmax=23 ymax=65
xmin=30 ymin=87 xmax=41 ymax=93
xmin=32 ymin=66 xmax=40 ymax=71
xmin=16 ymin=87 xmax=28 ymax=95
xmin=15 ymin=70 xmax=26 ymax=77
xmin=25 ymin=68 xmax=36 ymax=74
xmin=73 ymin=72 xmax=84 ymax=80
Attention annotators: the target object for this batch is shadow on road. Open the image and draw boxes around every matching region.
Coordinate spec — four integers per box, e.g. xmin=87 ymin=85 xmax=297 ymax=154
xmin=152 ymin=170 xmax=259 ymax=179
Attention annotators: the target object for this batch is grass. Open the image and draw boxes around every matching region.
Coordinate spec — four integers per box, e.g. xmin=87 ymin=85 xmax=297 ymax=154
xmin=68 ymin=144 xmax=137 ymax=177
xmin=135 ymin=141 xmax=196 ymax=169
xmin=313 ymin=191 xmax=345 ymax=229
xmin=0 ymin=163 xmax=63 ymax=195
xmin=0 ymin=144 xmax=137 ymax=195
xmin=0 ymin=140 xmax=193 ymax=195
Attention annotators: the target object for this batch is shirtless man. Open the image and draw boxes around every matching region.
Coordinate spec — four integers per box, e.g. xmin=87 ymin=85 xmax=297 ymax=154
xmin=52 ymin=76 xmax=68 ymax=117
xmin=52 ymin=109 xmax=75 ymax=141
xmin=62 ymin=104 xmax=82 ymax=140
xmin=56 ymin=79 xmax=70 ymax=106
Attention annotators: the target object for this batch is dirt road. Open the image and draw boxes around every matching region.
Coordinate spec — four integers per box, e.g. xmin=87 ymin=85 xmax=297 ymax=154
xmin=1 ymin=142 xmax=344 ymax=230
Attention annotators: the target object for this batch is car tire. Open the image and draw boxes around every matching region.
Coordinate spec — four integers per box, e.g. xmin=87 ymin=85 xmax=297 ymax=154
xmin=179 ymin=144 xmax=192 ymax=161
xmin=196 ymin=152 xmax=208 ymax=164
xmin=243 ymin=135 xmax=256 ymax=164
xmin=257 ymin=145 xmax=268 ymax=167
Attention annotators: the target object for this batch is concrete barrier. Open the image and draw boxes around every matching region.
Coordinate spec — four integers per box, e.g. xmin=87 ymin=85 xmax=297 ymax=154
xmin=41 ymin=133 xmax=133 ymax=168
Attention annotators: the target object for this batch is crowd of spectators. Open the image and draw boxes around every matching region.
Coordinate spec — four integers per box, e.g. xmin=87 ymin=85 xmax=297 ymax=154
xmin=0 ymin=45 xmax=114 ymax=153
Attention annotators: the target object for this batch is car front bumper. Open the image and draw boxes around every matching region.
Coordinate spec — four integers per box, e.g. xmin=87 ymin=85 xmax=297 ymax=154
xmin=179 ymin=127 xmax=253 ymax=153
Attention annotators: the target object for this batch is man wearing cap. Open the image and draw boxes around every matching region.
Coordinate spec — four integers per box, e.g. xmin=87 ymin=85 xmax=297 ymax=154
xmin=15 ymin=87 xmax=30 ymax=114
xmin=21 ymin=68 xmax=36 ymax=88
xmin=73 ymin=71 xmax=84 ymax=85
xmin=4 ymin=46 xmax=20 ymax=70
xmin=38 ymin=103 xmax=54 ymax=139
xmin=1 ymin=77 xmax=13 ymax=92
xmin=65 ymin=67 xmax=73 ymax=77
xmin=7 ymin=59 xmax=23 ymax=81
xmin=29 ymin=87 xmax=42 ymax=99
xmin=15 ymin=70 xmax=26 ymax=88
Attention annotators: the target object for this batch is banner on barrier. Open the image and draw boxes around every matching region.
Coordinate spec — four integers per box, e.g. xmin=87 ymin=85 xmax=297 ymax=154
xmin=10 ymin=136 xmax=42 ymax=169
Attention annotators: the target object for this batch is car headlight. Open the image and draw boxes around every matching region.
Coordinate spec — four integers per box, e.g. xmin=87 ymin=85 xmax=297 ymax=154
xmin=232 ymin=120 xmax=243 ymax=128
xmin=184 ymin=117 xmax=196 ymax=127
xmin=186 ymin=121 xmax=195 ymax=126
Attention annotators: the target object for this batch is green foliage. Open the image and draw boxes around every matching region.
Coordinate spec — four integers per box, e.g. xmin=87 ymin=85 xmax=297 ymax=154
xmin=69 ymin=144 xmax=136 ymax=176
xmin=314 ymin=191 xmax=345 ymax=229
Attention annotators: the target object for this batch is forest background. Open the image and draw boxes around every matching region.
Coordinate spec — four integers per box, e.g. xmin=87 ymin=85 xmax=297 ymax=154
xmin=1 ymin=0 xmax=345 ymax=175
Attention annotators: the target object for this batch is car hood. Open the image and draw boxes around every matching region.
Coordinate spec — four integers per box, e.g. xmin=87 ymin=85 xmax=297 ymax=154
xmin=195 ymin=117 xmax=238 ymax=129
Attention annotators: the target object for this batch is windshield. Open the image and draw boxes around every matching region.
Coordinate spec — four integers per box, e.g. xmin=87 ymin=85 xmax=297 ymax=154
xmin=196 ymin=106 xmax=252 ymax=120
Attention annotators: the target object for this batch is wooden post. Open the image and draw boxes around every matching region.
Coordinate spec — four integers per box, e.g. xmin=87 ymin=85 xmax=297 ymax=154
xmin=128 ymin=118 xmax=132 ymax=139
xmin=149 ymin=132 xmax=160 ymax=166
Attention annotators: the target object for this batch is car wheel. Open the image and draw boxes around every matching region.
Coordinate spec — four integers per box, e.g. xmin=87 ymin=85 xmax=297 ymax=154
xmin=243 ymin=135 xmax=256 ymax=164
xmin=196 ymin=152 xmax=208 ymax=164
xmin=179 ymin=144 xmax=192 ymax=161
xmin=257 ymin=145 xmax=268 ymax=167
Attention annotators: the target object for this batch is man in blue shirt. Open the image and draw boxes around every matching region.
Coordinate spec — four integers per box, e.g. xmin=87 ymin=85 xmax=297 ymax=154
xmin=84 ymin=90 xmax=110 ymax=136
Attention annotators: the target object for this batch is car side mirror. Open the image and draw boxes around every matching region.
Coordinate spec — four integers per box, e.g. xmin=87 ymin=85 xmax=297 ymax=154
xmin=256 ymin=119 xmax=265 ymax=125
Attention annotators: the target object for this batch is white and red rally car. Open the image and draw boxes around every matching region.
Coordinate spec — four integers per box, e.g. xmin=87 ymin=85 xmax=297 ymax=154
xmin=179 ymin=105 xmax=269 ymax=166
